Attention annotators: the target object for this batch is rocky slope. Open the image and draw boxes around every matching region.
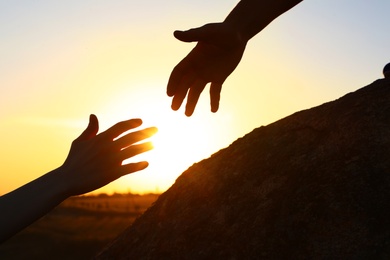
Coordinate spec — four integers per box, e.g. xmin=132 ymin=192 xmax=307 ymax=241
xmin=97 ymin=79 xmax=390 ymax=259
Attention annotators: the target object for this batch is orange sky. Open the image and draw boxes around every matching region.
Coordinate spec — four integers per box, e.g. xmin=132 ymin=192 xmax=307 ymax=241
xmin=1 ymin=0 xmax=389 ymax=195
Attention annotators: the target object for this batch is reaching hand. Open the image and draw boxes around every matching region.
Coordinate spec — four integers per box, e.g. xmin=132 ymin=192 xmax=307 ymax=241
xmin=0 ymin=114 xmax=157 ymax=243
xmin=167 ymin=23 xmax=247 ymax=116
xmin=60 ymin=114 xmax=157 ymax=196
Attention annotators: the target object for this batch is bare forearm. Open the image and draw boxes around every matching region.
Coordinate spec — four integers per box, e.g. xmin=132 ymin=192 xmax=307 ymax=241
xmin=0 ymin=168 xmax=68 ymax=243
xmin=224 ymin=0 xmax=303 ymax=41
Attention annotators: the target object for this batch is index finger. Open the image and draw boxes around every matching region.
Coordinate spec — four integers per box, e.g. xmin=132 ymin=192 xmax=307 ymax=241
xmin=103 ymin=119 xmax=143 ymax=140
xmin=167 ymin=63 xmax=185 ymax=97
xmin=168 ymin=55 xmax=193 ymax=97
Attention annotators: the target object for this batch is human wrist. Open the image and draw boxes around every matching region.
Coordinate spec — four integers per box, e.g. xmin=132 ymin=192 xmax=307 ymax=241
xmin=217 ymin=20 xmax=249 ymax=50
xmin=49 ymin=166 xmax=74 ymax=199
xmin=223 ymin=0 xmax=269 ymax=42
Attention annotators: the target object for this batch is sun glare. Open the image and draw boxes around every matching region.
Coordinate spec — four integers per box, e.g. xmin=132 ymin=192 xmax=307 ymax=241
xmin=130 ymin=104 xmax=216 ymax=192
xmin=96 ymin=82 xmax=220 ymax=194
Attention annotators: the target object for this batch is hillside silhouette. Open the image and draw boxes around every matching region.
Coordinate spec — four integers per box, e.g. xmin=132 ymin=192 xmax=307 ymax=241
xmin=97 ymin=79 xmax=390 ymax=259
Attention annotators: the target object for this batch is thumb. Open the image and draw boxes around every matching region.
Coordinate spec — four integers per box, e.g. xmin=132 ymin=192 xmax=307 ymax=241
xmin=174 ymin=24 xmax=215 ymax=43
xmin=76 ymin=114 xmax=99 ymax=141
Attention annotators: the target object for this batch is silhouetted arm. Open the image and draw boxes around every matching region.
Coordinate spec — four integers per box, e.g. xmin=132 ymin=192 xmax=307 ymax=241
xmin=0 ymin=114 xmax=157 ymax=243
xmin=224 ymin=0 xmax=303 ymax=42
xmin=167 ymin=0 xmax=303 ymax=116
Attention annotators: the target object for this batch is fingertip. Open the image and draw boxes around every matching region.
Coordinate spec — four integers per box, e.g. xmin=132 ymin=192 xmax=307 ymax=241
xmin=88 ymin=113 xmax=95 ymax=122
xmin=125 ymin=118 xmax=143 ymax=130
xmin=173 ymin=30 xmax=185 ymax=38
xmin=167 ymin=83 xmax=175 ymax=97
xmin=89 ymin=114 xmax=99 ymax=133
xmin=210 ymin=101 xmax=220 ymax=113
xmin=185 ymin=107 xmax=194 ymax=117
xmin=145 ymin=127 xmax=158 ymax=139
xmin=173 ymin=29 xmax=197 ymax=42
xmin=131 ymin=118 xmax=143 ymax=127
xmin=185 ymin=111 xmax=193 ymax=117
xmin=167 ymin=89 xmax=174 ymax=97
xmin=140 ymin=161 xmax=149 ymax=169
xmin=167 ymin=76 xmax=178 ymax=97
xmin=77 ymin=114 xmax=98 ymax=141
xmin=151 ymin=127 xmax=158 ymax=134
xmin=211 ymin=101 xmax=220 ymax=113
xmin=185 ymin=99 xmax=195 ymax=116
xmin=171 ymin=102 xmax=180 ymax=111
xmin=210 ymin=82 xmax=222 ymax=114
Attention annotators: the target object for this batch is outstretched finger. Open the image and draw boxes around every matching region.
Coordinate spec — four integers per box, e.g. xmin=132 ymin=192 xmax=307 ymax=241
xmin=119 ymin=142 xmax=154 ymax=161
xmin=117 ymin=161 xmax=149 ymax=178
xmin=210 ymin=82 xmax=223 ymax=113
xmin=167 ymin=63 xmax=185 ymax=97
xmin=114 ymin=127 xmax=157 ymax=148
xmin=171 ymin=87 xmax=189 ymax=111
xmin=171 ymin=72 xmax=197 ymax=111
xmin=104 ymin=119 xmax=143 ymax=140
xmin=168 ymin=56 xmax=196 ymax=97
xmin=185 ymin=80 xmax=207 ymax=116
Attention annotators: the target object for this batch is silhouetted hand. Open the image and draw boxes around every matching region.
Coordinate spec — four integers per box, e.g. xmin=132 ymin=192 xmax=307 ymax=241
xmin=0 ymin=114 xmax=157 ymax=243
xmin=60 ymin=114 xmax=157 ymax=196
xmin=167 ymin=23 xmax=247 ymax=116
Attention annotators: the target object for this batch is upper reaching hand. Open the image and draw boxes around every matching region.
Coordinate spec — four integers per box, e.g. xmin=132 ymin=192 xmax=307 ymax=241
xmin=167 ymin=22 xmax=247 ymax=116
xmin=167 ymin=0 xmax=304 ymax=116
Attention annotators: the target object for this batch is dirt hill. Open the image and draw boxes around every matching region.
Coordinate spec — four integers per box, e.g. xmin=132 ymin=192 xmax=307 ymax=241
xmin=96 ymin=79 xmax=390 ymax=259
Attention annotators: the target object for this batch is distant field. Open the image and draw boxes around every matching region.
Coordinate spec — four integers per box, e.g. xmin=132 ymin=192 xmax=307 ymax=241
xmin=0 ymin=193 xmax=159 ymax=259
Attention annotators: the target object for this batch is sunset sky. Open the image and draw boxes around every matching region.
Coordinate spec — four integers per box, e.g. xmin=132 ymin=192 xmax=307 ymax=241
xmin=1 ymin=0 xmax=389 ymax=195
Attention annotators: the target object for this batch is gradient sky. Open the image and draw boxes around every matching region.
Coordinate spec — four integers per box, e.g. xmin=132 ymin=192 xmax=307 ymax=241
xmin=1 ymin=0 xmax=389 ymax=195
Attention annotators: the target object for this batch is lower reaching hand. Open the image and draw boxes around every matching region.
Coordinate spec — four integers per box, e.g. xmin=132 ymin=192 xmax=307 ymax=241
xmin=59 ymin=114 xmax=157 ymax=196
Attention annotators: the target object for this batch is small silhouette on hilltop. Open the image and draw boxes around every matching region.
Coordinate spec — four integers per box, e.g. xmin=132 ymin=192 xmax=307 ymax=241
xmin=383 ymin=62 xmax=390 ymax=78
